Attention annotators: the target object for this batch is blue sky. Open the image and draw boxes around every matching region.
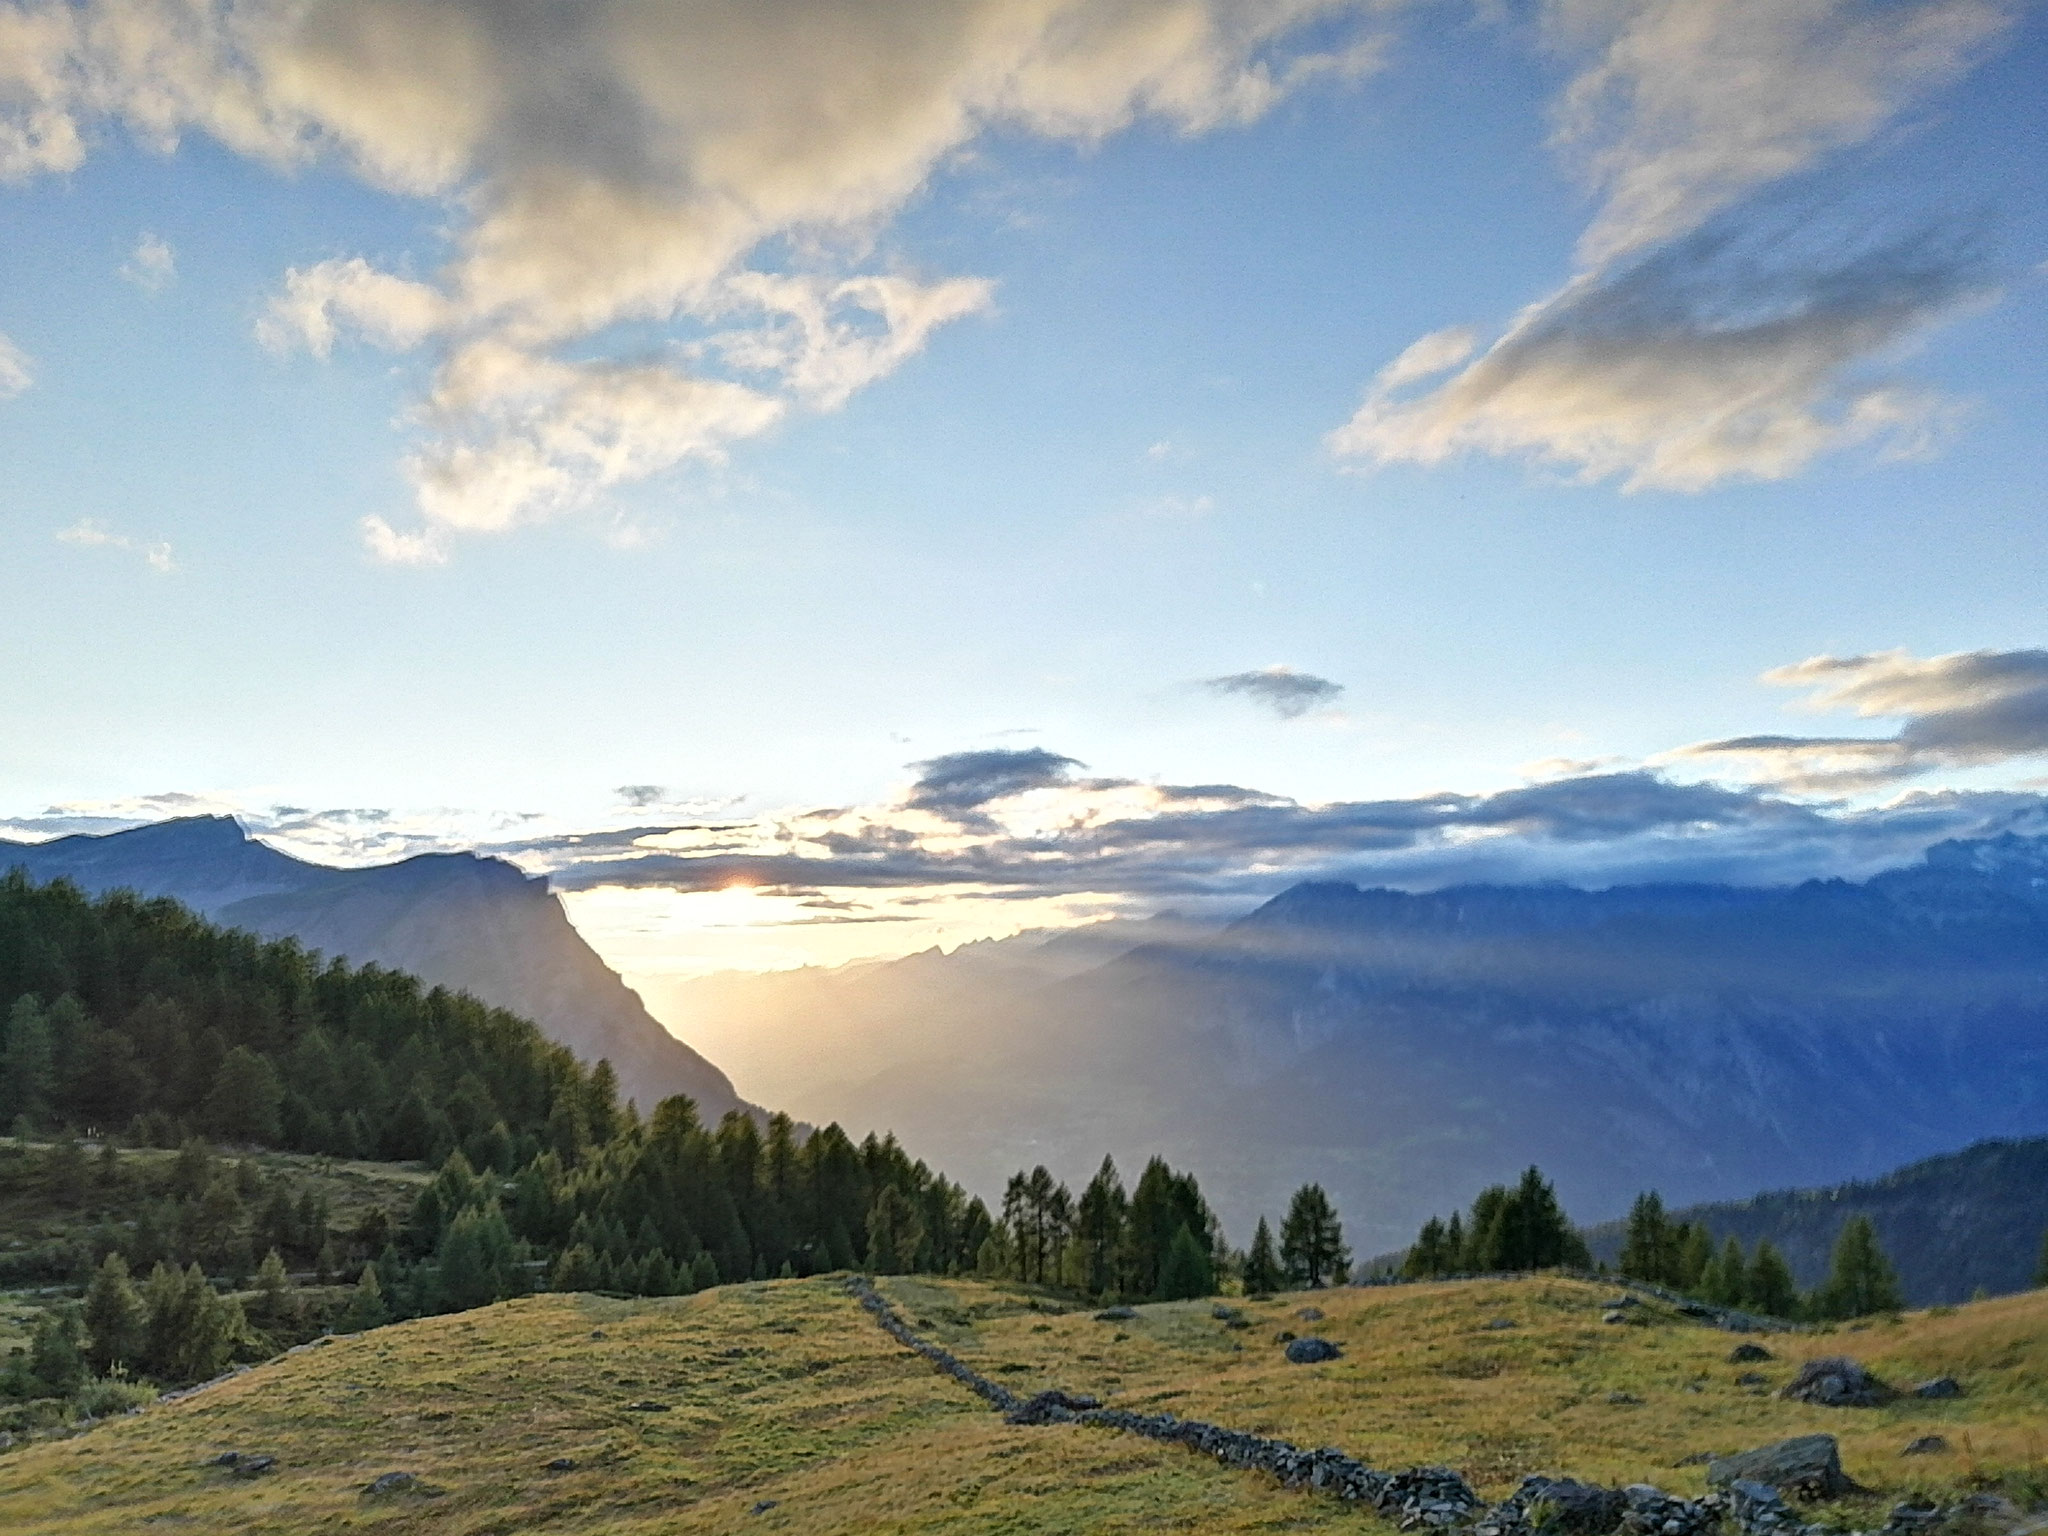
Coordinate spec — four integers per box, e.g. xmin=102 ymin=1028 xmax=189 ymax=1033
xmin=3 ymin=0 xmax=2046 ymax=983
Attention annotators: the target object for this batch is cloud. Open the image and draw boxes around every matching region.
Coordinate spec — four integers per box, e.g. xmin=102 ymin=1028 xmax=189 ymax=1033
xmin=120 ymin=230 xmax=175 ymax=290
xmin=1333 ymin=0 xmax=2018 ymax=490
xmin=0 ymin=0 xmax=1388 ymax=554
xmin=0 ymin=330 xmax=31 ymax=397
xmin=56 ymin=518 xmax=175 ymax=571
xmin=905 ymin=747 xmax=1086 ymax=820
xmin=1674 ymin=647 xmax=2048 ymax=789
xmin=1201 ymin=665 xmax=1344 ymax=717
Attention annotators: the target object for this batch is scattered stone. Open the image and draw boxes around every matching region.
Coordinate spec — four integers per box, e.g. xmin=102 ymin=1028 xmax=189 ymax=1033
xmin=1736 ymin=1373 xmax=1768 ymax=1387
xmin=1603 ymin=1310 xmax=1631 ymax=1326
xmin=1211 ymin=1304 xmax=1244 ymax=1323
xmin=1728 ymin=1343 xmax=1774 ymax=1364
xmin=1604 ymin=1297 xmax=1639 ymax=1310
xmin=1094 ymin=1306 xmax=1137 ymax=1322
xmin=751 ymin=1499 xmax=779 ymax=1514
xmin=1913 ymin=1376 xmax=1962 ymax=1400
xmin=625 ymin=1400 xmax=670 ymax=1412
xmin=1005 ymin=1389 xmax=1103 ymax=1426
xmin=1727 ymin=1477 xmax=1804 ymax=1536
xmin=363 ymin=1471 xmax=422 ymax=1497
xmin=544 ymin=1456 xmax=578 ymax=1471
xmin=1885 ymin=1502 xmax=1947 ymax=1536
xmin=1484 ymin=1318 xmax=1517 ymax=1331
xmin=1778 ymin=1357 xmax=1897 ymax=1409
xmin=1285 ymin=1337 xmax=1342 ymax=1364
xmin=1607 ymin=1391 xmax=1643 ymax=1406
xmin=1672 ymin=1452 xmax=1723 ymax=1468
xmin=1902 ymin=1437 xmax=1949 ymax=1457
xmin=589 ymin=1330 xmax=607 ymax=1340
xmin=204 ymin=1451 xmax=274 ymax=1477
xmin=1514 ymin=1474 xmax=1627 ymax=1533
xmin=1275 ymin=1329 xmax=1297 ymax=1343
xmin=1707 ymin=1435 xmax=1862 ymax=1500
xmin=1295 ymin=1306 xmax=1325 ymax=1322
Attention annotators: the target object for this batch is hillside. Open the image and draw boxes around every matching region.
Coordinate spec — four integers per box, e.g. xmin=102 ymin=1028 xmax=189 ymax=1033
xmin=1584 ymin=1138 xmax=2048 ymax=1307
xmin=659 ymin=834 xmax=2048 ymax=1251
xmin=0 ymin=819 xmax=743 ymax=1122
xmin=5 ymin=1273 xmax=2045 ymax=1533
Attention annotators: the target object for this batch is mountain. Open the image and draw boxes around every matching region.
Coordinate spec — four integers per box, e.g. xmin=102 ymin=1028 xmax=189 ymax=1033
xmin=0 ymin=817 xmax=744 ymax=1123
xmin=656 ymin=834 xmax=2048 ymax=1251
xmin=1583 ymin=1136 xmax=2048 ymax=1306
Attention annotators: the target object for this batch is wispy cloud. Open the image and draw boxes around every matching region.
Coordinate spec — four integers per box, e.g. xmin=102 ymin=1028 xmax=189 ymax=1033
xmin=56 ymin=518 xmax=175 ymax=572
xmin=120 ymin=231 xmax=175 ymax=291
xmin=1671 ymin=647 xmax=2048 ymax=790
xmin=1200 ymin=665 xmax=1344 ymax=718
xmin=1332 ymin=0 xmax=2019 ymax=491
xmin=0 ymin=331 xmax=31 ymax=398
xmin=0 ymin=0 xmax=1391 ymax=560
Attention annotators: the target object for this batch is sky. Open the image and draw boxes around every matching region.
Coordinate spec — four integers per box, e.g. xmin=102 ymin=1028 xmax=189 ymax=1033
xmin=3 ymin=0 xmax=2047 ymax=990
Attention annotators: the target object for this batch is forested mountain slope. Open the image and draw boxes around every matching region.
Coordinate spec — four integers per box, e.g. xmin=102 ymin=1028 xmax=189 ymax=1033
xmin=0 ymin=817 xmax=742 ymax=1121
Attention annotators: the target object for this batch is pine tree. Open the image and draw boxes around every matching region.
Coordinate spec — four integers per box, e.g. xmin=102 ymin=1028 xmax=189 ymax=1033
xmin=1 ymin=996 xmax=54 ymax=1130
xmin=140 ymin=1262 xmax=243 ymax=1385
xmin=82 ymin=1252 xmax=145 ymax=1374
xmin=1700 ymin=1236 xmax=1747 ymax=1307
xmin=551 ymin=1244 xmax=603 ymax=1293
xmin=1075 ymin=1156 xmax=1129 ymax=1298
xmin=1673 ymin=1222 xmax=1712 ymax=1292
xmin=202 ymin=1047 xmax=284 ymax=1144
xmin=1618 ymin=1192 xmax=1671 ymax=1283
xmin=1244 ymin=1216 xmax=1285 ymax=1296
xmin=689 ymin=1250 xmax=720 ymax=1292
xmin=341 ymin=1262 xmax=390 ymax=1331
xmin=29 ymin=1312 xmax=86 ymax=1396
xmin=1159 ymin=1223 xmax=1214 ymax=1300
xmin=1404 ymin=1216 xmax=1449 ymax=1280
xmin=251 ymin=1248 xmax=298 ymax=1332
xmin=1812 ymin=1215 xmax=1902 ymax=1320
xmin=865 ymin=1185 xmax=924 ymax=1275
xmin=1280 ymin=1184 xmax=1350 ymax=1289
xmin=1745 ymin=1240 xmax=1799 ymax=1318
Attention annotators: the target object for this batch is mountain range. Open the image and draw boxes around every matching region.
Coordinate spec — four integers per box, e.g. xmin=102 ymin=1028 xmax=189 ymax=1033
xmin=0 ymin=817 xmax=745 ymax=1124
xmin=658 ymin=833 xmax=2048 ymax=1252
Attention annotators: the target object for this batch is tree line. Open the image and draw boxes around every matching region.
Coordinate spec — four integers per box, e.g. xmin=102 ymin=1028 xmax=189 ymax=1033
xmin=1613 ymin=1191 xmax=1903 ymax=1321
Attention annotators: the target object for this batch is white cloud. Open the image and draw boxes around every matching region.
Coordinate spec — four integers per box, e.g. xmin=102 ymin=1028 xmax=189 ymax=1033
xmin=1333 ymin=0 xmax=2018 ymax=491
xmin=120 ymin=230 xmax=175 ymax=290
xmin=0 ymin=0 xmax=1387 ymax=553
xmin=0 ymin=330 xmax=30 ymax=396
xmin=56 ymin=517 xmax=175 ymax=571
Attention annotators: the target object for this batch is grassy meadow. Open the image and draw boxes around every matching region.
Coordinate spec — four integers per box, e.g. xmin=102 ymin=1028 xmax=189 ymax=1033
xmin=1 ymin=1273 xmax=2044 ymax=1534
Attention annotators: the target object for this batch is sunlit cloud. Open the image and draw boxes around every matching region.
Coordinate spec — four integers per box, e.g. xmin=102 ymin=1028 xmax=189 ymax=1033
xmin=0 ymin=331 xmax=31 ymax=397
xmin=56 ymin=518 xmax=176 ymax=571
xmin=119 ymin=230 xmax=176 ymax=291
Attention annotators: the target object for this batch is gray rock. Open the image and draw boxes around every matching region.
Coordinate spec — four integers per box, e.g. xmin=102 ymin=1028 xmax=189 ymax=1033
xmin=1515 ymin=1475 xmax=1627 ymax=1533
xmin=1604 ymin=1297 xmax=1639 ymax=1310
xmin=1094 ymin=1306 xmax=1137 ymax=1322
xmin=1285 ymin=1337 xmax=1342 ymax=1364
xmin=1211 ymin=1304 xmax=1244 ymax=1322
xmin=1484 ymin=1318 xmax=1518 ymax=1331
xmin=545 ymin=1456 xmax=578 ymax=1471
xmin=364 ymin=1471 xmax=422 ymax=1497
xmin=751 ymin=1499 xmax=779 ymax=1514
xmin=1708 ymin=1435 xmax=1862 ymax=1500
xmin=625 ymin=1399 xmax=670 ymax=1412
xmin=1295 ymin=1306 xmax=1325 ymax=1322
xmin=1607 ymin=1391 xmax=1643 ymax=1406
xmin=1728 ymin=1343 xmax=1773 ymax=1364
xmin=1736 ymin=1372 xmax=1769 ymax=1387
xmin=1913 ymin=1376 xmax=1962 ymax=1400
xmin=1901 ymin=1437 xmax=1948 ymax=1457
xmin=1778 ymin=1357 xmax=1897 ymax=1408
xmin=1603 ymin=1310 xmax=1630 ymax=1325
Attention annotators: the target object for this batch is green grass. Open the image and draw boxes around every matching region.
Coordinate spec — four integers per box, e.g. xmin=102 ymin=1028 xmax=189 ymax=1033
xmin=3 ymin=1273 xmax=2045 ymax=1534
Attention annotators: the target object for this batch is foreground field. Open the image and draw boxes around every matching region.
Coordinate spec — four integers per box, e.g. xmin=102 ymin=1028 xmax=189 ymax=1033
xmin=2 ymin=1274 xmax=2044 ymax=1534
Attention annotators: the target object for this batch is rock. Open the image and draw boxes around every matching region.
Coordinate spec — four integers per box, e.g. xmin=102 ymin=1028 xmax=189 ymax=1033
xmin=1295 ymin=1307 xmax=1325 ymax=1322
xmin=234 ymin=1455 xmax=276 ymax=1478
xmin=1006 ymin=1389 xmax=1102 ymax=1425
xmin=364 ymin=1471 xmax=422 ymax=1497
xmin=625 ymin=1400 xmax=670 ymax=1412
xmin=1728 ymin=1343 xmax=1774 ymax=1364
xmin=1885 ymin=1503 xmax=1945 ymax=1536
xmin=1484 ymin=1318 xmax=1518 ymax=1331
xmin=1515 ymin=1475 xmax=1627 ymax=1533
xmin=545 ymin=1456 xmax=579 ymax=1471
xmin=590 ymin=1329 xmax=607 ymax=1340
xmin=1727 ymin=1478 xmax=1802 ymax=1535
xmin=1707 ymin=1435 xmax=1862 ymax=1500
xmin=1607 ymin=1391 xmax=1643 ymax=1406
xmin=751 ymin=1499 xmax=779 ymax=1514
xmin=1671 ymin=1452 xmax=1723 ymax=1468
xmin=1913 ymin=1376 xmax=1962 ymax=1400
xmin=1604 ymin=1297 xmax=1639 ymax=1310
xmin=1211 ymin=1304 xmax=1244 ymax=1322
xmin=1736 ymin=1372 xmax=1769 ymax=1387
xmin=1285 ymin=1337 xmax=1342 ymax=1364
xmin=1901 ymin=1437 xmax=1948 ymax=1457
xmin=1275 ymin=1329 xmax=1297 ymax=1343
xmin=1778 ymin=1357 xmax=1897 ymax=1408
xmin=1603 ymin=1310 xmax=1630 ymax=1325
xmin=1094 ymin=1306 xmax=1137 ymax=1322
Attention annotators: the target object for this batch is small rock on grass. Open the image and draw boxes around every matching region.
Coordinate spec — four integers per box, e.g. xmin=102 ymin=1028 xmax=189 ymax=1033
xmin=545 ymin=1456 xmax=579 ymax=1472
xmin=364 ymin=1471 xmax=424 ymax=1497
xmin=1779 ymin=1357 xmax=1896 ymax=1408
xmin=1913 ymin=1376 xmax=1962 ymax=1400
xmin=1602 ymin=1310 xmax=1630 ymax=1325
xmin=1728 ymin=1343 xmax=1773 ymax=1364
xmin=1606 ymin=1391 xmax=1643 ymax=1405
xmin=1483 ymin=1318 xmax=1517 ymax=1331
xmin=751 ymin=1499 xmax=779 ymax=1514
xmin=1902 ymin=1437 xmax=1949 ymax=1457
xmin=1093 ymin=1306 xmax=1137 ymax=1322
xmin=1294 ymin=1306 xmax=1325 ymax=1322
xmin=1285 ymin=1337 xmax=1342 ymax=1364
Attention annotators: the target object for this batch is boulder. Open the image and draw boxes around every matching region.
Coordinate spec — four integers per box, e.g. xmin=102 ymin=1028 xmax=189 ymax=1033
xmin=1728 ymin=1343 xmax=1774 ymax=1364
xmin=1514 ymin=1475 xmax=1626 ymax=1533
xmin=1913 ymin=1377 xmax=1962 ymax=1400
xmin=1779 ymin=1357 xmax=1897 ymax=1408
xmin=1285 ymin=1337 xmax=1342 ymax=1364
xmin=1708 ymin=1435 xmax=1862 ymax=1500
xmin=1211 ymin=1304 xmax=1244 ymax=1323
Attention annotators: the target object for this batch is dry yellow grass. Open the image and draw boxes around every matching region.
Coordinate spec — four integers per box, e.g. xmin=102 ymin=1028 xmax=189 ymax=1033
xmin=1 ymin=1273 xmax=2043 ymax=1534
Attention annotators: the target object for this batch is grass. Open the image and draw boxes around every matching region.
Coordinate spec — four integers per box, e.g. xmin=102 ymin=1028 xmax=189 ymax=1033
xmin=2 ymin=1273 xmax=2044 ymax=1534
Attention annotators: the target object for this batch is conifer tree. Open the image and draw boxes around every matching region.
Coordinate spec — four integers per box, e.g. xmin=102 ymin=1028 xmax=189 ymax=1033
xmin=29 ymin=1313 xmax=86 ymax=1397
xmin=1075 ymin=1156 xmax=1129 ymax=1298
xmin=551 ymin=1244 xmax=602 ymax=1293
xmin=1159 ymin=1223 xmax=1214 ymax=1300
xmin=251 ymin=1248 xmax=297 ymax=1332
xmin=1244 ymin=1216 xmax=1285 ymax=1295
xmin=1280 ymin=1184 xmax=1349 ymax=1288
xmin=1673 ymin=1222 xmax=1712 ymax=1292
xmin=1 ymin=996 xmax=54 ymax=1130
xmin=1700 ymin=1236 xmax=1747 ymax=1306
xmin=1404 ymin=1216 xmax=1450 ymax=1280
xmin=341 ymin=1262 xmax=390 ymax=1331
xmin=1618 ymin=1192 xmax=1672 ymax=1283
xmin=1812 ymin=1215 xmax=1902 ymax=1320
xmin=1745 ymin=1240 xmax=1799 ymax=1318
xmin=82 ymin=1252 xmax=145 ymax=1375
xmin=202 ymin=1046 xmax=284 ymax=1144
